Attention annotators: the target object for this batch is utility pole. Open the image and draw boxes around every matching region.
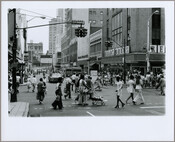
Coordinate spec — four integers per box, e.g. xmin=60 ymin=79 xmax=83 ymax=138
xmin=11 ymin=8 xmax=17 ymax=102
xmin=123 ymin=38 xmax=126 ymax=84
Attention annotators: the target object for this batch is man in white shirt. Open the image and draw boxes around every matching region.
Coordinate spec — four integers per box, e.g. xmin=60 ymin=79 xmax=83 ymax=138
xmin=31 ymin=75 xmax=37 ymax=92
xmin=71 ymin=73 xmax=76 ymax=91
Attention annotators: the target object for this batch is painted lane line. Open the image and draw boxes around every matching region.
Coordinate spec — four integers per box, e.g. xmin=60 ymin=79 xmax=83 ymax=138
xmin=86 ymin=111 xmax=95 ymax=117
xmin=140 ymin=106 xmax=165 ymax=109
xmin=34 ymin=108 xmax=37 ymax=109
xmin=144 ymin=110 xmax=164 ymax=115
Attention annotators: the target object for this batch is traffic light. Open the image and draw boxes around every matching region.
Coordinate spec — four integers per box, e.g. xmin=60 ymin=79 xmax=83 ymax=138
xmin=82 ymin=28 xmax=87 ymax=37
xmin=79 ymin=28 xmax=83 ymax=37
xmin=75 ymin=28 xmax=79 ymax=37
xmin=75 ymin=27 xmax=88 ymax=37
xmin=105 ymin=41 xmax=113 ymax=47
xmin=105 ymin=41 xmax=110 ymax=47
xmin=109 ymin=41 xmax=113 ymax=47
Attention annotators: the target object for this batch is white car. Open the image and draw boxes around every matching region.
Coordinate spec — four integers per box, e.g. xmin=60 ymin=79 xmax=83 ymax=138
xmin=48 ymin=73 xmax=62 ymax=83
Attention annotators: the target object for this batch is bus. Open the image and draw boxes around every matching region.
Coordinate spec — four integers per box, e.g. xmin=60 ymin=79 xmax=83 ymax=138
xmin=63 ymin=67 xmax=82 ymax=77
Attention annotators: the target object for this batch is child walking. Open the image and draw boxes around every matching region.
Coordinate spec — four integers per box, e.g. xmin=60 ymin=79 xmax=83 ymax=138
xmin=114 ymin=76 xmax=125 ymax=108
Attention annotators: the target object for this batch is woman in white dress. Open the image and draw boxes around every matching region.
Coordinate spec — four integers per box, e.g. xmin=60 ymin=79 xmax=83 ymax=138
xmin=126 ymin=75 xmax=135 ymax=104
xmin=133 ymin=75 xmax=145 ymax=105
xmin=114 ymin=76 xmax=125 ymax=108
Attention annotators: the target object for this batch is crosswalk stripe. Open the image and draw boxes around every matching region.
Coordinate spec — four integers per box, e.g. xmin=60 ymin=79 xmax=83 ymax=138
xmin=144 ymin=110 xmax=164 ymax=115
xmin=140 ymin=106 xmax=165 ymax=109
xmin=86 ymin=111 xmax=95 ymax=117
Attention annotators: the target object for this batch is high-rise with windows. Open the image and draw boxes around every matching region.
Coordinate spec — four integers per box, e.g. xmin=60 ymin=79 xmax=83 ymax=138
xmin=49 ymin=9 xmax=63 ymax=54
xmin=102 ymin=8 xmax=165 ymax=75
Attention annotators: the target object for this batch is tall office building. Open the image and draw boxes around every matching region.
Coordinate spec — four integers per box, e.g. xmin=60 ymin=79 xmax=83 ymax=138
xmin=48 ymin=9 xmax=63 ymax=54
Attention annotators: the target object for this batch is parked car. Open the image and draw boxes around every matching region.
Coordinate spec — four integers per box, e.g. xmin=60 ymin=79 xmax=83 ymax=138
xmin=48 ymin=73 xmax=62 ymax=83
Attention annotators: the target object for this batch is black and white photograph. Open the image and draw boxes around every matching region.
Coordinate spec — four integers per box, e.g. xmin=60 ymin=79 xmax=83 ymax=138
xmin=1 ymin=1 xmax=174 ymax=141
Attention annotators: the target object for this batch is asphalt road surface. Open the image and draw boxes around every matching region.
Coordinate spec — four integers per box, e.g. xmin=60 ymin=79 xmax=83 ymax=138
xmin=17 ymin=74 xmax=165 ymax=117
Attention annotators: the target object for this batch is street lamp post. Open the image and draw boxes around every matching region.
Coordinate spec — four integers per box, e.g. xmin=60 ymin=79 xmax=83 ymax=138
xmin=24 ymin=16 xmax=46 ymax=70
xmin=105 ymin=38 xmax=126 ymax=83
xmin=146 ymin=10 xmax=159 ymax=72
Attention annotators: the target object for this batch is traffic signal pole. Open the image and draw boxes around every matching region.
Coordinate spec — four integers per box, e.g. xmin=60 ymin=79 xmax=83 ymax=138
xmin=11 ymin=9 xmax=17 ymax=102
xmin=9 ymin=9 xmax=86 ymax=102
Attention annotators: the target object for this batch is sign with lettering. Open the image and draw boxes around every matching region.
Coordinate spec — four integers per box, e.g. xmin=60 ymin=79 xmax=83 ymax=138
xmin=115 ymin=46 xmax=129 ymax=55
xmin=158 ymin=45 xmax=165 ymax=53
xmin=105 ymin=49 xmax=114 ymax=57
xmin=150 ymin=45 xmax=157 ymax=53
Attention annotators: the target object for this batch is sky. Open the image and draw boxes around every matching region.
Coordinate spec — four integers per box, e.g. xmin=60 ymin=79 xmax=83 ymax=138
xmin=23 ymin=9 xmax=57 ymax=54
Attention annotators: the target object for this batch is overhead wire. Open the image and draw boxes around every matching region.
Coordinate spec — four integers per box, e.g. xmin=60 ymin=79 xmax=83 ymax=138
xmin=19 ymin=8 xmax=55 ymax=19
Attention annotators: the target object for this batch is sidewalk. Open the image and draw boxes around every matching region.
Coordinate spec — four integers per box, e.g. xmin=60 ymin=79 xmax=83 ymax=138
xmin=8 ymin=102 xmax=29 ymax=117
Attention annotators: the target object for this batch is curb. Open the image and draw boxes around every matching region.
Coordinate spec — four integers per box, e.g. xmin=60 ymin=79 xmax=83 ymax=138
xmin=8 ymin=102 xmax=30 ymax=117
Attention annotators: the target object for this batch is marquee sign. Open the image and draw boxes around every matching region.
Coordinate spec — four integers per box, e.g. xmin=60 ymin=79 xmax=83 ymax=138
xmin=104 ymin=46 xmax=130 ymax=57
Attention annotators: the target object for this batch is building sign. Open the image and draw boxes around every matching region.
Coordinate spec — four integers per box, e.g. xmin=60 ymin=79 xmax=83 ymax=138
xmin=40 ymin=58 xmax=52 ymax=64
xmin=149 ymin=45 xmax=165 ymax=53
xmin=150 ymin=45 xmax=157 ymax=53
xmin=125 ymin=46 xmax=129 ymax=53
xmin=105 ymin=49 xmax=114 ymax=57
xmin=158 ymin=45 xmax=165 ymax=53
xmin=115 ymin=46 xmax=129 ymax=56
xmin=105 ymin=46 xmax=130 ymax=57
xmin=78 ymin=54 xmax=88 ymax=59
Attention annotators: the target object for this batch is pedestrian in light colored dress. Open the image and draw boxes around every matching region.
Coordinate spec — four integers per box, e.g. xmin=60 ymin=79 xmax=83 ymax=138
xmin=27 ymin=77 xmax=32 ymax=92
xmin=78 ymin=74 xmax=89 ymax=106
xmin=133 ymin=75 xmax=145 ymax=105
xmin=114 ymin=76 xmax=125 ymax=108
xmin=126 ymin=75 xmax=135 ymax=104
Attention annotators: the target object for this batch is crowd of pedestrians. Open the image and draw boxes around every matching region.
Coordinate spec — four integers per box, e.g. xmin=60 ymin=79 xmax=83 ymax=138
xmin=8 ymin=68 xmax=165 ymax=110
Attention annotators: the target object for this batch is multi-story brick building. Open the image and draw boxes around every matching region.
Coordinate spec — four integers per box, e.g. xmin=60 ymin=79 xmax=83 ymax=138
xmin=101 ymin=8 xmax=165 ymax=75
xmin=27 ymin=41 xmax=43 ymax=67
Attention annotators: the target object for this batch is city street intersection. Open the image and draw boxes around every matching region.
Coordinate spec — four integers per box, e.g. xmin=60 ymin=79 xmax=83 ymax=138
xmin=17 ymin=74 xmax=165 ymax=117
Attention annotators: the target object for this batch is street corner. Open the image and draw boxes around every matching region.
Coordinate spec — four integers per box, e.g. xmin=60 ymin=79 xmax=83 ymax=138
xmin=9 ymin=102 xmax=30 ymax=117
